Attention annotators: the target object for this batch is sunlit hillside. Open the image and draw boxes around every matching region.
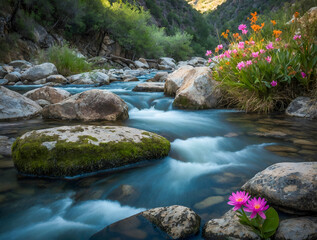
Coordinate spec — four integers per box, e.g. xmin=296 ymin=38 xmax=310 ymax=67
xmin=186 ymin=0 xmax=227 ymax=12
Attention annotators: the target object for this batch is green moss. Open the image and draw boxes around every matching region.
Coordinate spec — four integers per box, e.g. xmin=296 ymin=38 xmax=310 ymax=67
xmin=70 ymin=127 xmax=85 ymax=133
xmin=174 ymin=96 xmax=208 ymax=110
xmin=142 ymin=132 xmax=151 ymax=136
xmin=12 ymin=132 xmax=170 ymax=177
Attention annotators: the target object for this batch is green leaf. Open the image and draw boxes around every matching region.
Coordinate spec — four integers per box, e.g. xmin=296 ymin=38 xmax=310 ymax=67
xmin=262 ymin=207 xmax=279 ymax=233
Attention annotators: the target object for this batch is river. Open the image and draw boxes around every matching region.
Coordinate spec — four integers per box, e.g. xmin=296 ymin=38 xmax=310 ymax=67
xmin=0 ymin=72 xmax=316 ymax=240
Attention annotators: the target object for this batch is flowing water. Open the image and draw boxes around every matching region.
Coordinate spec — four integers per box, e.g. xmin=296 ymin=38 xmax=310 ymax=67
xmin=0 ymin=72 xmax=316 ymax=240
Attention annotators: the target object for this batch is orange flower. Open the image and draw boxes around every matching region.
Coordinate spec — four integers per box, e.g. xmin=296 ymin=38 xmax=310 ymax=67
xmin=225 ymin=62 xmax=230 ymax=65
xmin=273 ymin=30 xmax=282 ymax=38
xmin=251 ymin=23 xmax=265 ymax=32
xmin=271 ymin=20 xmax=276 ymax=26
xmin=215 ymin=47 xmax=219 ymax=53
xmin=226 ymin=29 xmax=230 ymax=33
xmin=219 ymin=66 xmax=223 ymax=70
xmin=261 ymin=38 xmax=264 ymax=42
xmin=294 ymin=12 xmax=300 ymax=18
xmin=221 ymin=32 xmax=228 ymax=39
xmin=248 ymin=12 xmax=258 ymax=24
xmin=233 ymin=33 xmax=240 ymax=38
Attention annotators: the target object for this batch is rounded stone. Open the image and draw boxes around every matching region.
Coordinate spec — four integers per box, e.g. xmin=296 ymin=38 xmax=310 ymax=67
xmin=24 ymin=86 xmax=71 ymax=104
xmin=12 ymin=125 xmax=170 ymax=177
xmin=242 ymin=162 xmax=317 ymax=213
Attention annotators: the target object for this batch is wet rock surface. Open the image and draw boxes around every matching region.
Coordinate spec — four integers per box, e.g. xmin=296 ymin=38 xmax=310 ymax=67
xmin=142 ymin=205 xmax=201 ymax=239
xmin=24 ymin=86 xmax=71 ymax=104
xmin=42 ymin=89 xmax=129 ymax=121
xmin=242 ymin=162 xmax=317 ymax=214
xmin=0 ymin=86 xmax=42 ymax=120
xmin=286 ymin=97 xmax=317 ymax=119
xmin=21 ymin=63 xmax=58 ymax=81
xmin=12 ymin=125 xmax=171 ymax=177
xmin=67 ymin=71 xmax=110 ymax=85
xmin=203 ymin=209 xmax=260 ymax=240
xmin=0 ymin=136 xmax=15 ymax=156
xmin=133 ymin=82 xmax=165 ymax=92
xmin=275 ymin=217 xmax=317 ymax=240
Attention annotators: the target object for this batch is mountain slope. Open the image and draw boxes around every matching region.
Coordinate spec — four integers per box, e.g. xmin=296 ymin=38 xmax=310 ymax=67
xmin=186 ymin=0 xmax=227 ymax=12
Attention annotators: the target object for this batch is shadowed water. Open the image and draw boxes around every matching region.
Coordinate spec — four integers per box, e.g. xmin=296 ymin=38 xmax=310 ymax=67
xmin=1 ymin=72 xmax=316 ymax=240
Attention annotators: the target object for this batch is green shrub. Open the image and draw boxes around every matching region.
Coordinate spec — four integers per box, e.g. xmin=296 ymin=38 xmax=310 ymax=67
xmin=209 ymin=11 xmax=317 ymax=113
xmin=36 ymin=44 xmax=92 ymax=76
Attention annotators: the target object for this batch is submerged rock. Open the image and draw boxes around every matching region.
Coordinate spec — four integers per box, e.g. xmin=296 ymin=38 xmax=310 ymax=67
xmin=24 ymin=86 xmax=71 ymax=104
xmin=242 ymin=162 xmax=317 ymax=214
xmin=286 ymin=97 xmax=317 ymax=119
xmin=108 ymin=184 xmax=139 ymax=204
xmin=0 ymin=136 xmax=15 ymax=156
xmin=203 ymin=209 xmax=260 ymax=240
xmin=42 ymin=89 xmax=128 ymax=121
xmin=133 ymin=82 xmax=165 ymax=92
xmin=21 ymin=63 xmax=58 ymax=81
xmin=0 ymin=86 xmax=42 ymax=120
xmin=275 ymin=217 xmax=317 ymax=240
xmin=12 ymin=125 xmax=170 ymax=177
xmin=142 ymin=205 xmax=201 ymax=239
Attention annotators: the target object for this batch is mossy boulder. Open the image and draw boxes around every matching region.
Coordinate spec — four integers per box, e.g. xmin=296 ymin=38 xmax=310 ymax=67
xmin=12 ymin=125 xmax=170 ymax=177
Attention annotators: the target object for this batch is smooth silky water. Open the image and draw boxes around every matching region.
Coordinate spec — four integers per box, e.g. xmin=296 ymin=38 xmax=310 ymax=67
xmin=1 ymin=72 xmax=316 ymax=240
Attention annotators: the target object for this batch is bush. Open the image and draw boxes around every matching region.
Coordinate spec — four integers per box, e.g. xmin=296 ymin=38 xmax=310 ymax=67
xmin=208 ymin=11 xmax=317 ymax=113
xmin=36 ymin=44 xmax=92 ymax=76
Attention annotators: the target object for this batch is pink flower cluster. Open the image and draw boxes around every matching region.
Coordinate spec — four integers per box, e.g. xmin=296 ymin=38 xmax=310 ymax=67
xmin=217 ymin=44 xmax=223 ymax=50
xmin=228 ymin=191 xmax=270 ymax=219
xmin=205 ymin=50 xmax=212 ymax=56
xmin=238 ymin=42 xmax=245 ymax=49
xmin=266 ymin=42 xmax=274 ymax=50
xmin=293 ymin=35 xmax=301 ymax=40
xmin=238 ymin=24 xmax=248 ymax=34
xmin=237 ymin=61 xmax=246 ymax=70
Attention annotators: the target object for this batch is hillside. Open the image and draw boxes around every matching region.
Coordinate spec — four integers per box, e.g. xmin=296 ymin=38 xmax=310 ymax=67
xmin=186 ymin=0 xmax=227 ymax=12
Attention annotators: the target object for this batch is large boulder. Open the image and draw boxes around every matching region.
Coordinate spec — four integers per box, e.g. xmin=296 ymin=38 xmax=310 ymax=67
xmin=164 ymin=65 xmax=194 ymax=96
xmin=67 ymin=72 xmax=109 ymax=85
xmin=165 ymin=66 xmax=221 ymax=109
xmin=203 ymin=209 xmax=260 ymax=240
xmin=158 ymin=57 xmax=176 ymax=70
xmin=42 ymin=89 xmax=129 ymax=121
xmin=24 ymin=86 xmax=71 ymax=104
xmin=8 ymin=60 xmax=32 ymax=69
xmin=21 ymin=63 xmax=58 ymax=81
xmin=142 ymin=205 xmax=201 ymax=239
xmin=12 ymin=125 xmax=170 ymax=177
xmin=133 ymin=82 xmax=165 ymax=92
xmin=174 ymin=67 xmax=220 ymax=109
xmin=0 ymin=86 xmax=42 ymax=120
xmin=275 ymin=217 xmax=317 ymax=240
xmin=286 ymin=97 xmax=317 ymax=119
xmin=242 ymin=162 xmax=317 ymax=214
xmin=4 ymin=72 xmax=21 ymax=83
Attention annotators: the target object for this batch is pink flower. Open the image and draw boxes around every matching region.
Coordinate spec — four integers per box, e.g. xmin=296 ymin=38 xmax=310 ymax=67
xmin=246 ymin=60 xmax=252 ymax=66
xmin=233 ymin=49 xmax=238 ymax=54
xmin=208 ymin=58 xmax=212 ymax=63
xmin=237 ymin=61 xmax=246 ymax=70
xmin=249 ymin=40 xmax=255 ymax=45
xmin=244 ymin=197 xmax=269 ymax=219
xmin=214 ymin=56 xmax=219 ymax=60
xmin=271 ymin=80 xmax=277 ymax=87
xmin=242 ymin=53 xmax=247 ymax=57
xmin=293 ymin=35 xmax=301 ymax=40
xmin=205 ymin=50 xmax=212 ymax=56
xmin=238 ymin=42 xmax=245 ymax=49
xmin=266 ymin=42 xmax=274 ymax=50
xmin=238 ymin=24 xmax=247 ymax=31
xmin=224 ymin=51 xmax=231 ymax=58
xmin=228 ymin=191 xmax=250 ymax=211
xmin=265 ymin=56 xmax=272 ymax=63
xmin=219 ymin=54 xmax=225 ymax=59
xmin=301 ymin=72 xmax=307 ymax=78
xmin=252 ymin=52 xmax=259 ymax=58
xmin=260 ymin=49 xmax=266 ymax=54
xmin=217 ymin=44 xmax=223 ymax=50
xmin=275 ymin=38 xmax=280 ymax=42
xmin=242 ymin=29 xmax=248 ymax=35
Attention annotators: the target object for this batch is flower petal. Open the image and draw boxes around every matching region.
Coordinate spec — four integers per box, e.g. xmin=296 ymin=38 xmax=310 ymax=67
xmin=258 ymin=211 xmax=266 ymax=219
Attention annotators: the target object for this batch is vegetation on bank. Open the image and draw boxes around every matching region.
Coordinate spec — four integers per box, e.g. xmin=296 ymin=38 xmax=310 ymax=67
xmin=208 ymin=9 xmax=317 ymax=113
xmin=0 ymin=0 xmax=193 ymax=61
xmin=36 ymin=44 xmax=92 ymax=76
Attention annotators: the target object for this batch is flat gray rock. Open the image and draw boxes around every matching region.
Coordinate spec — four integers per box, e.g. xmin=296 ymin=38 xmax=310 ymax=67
xmin=133 ymin=82 xmax=165 ymax=92
xmin=0 ymin=86 xmax=42 ymax=120
xmin=21 ymin=63 xmax=58 ymax=81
